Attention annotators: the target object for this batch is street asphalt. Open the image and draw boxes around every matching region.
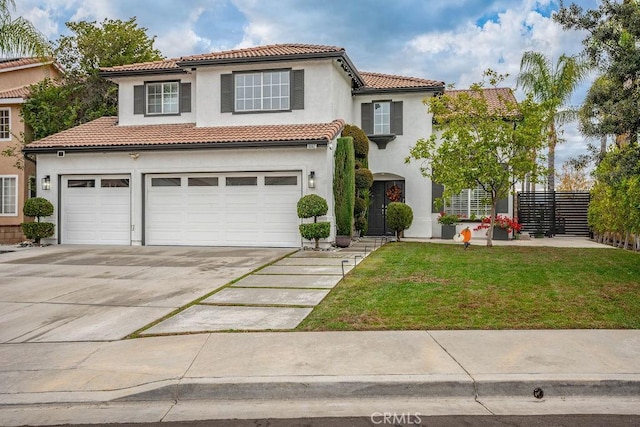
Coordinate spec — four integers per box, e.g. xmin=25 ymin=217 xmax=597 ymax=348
xmin=0 ymin=237 xmax=638 ymax=425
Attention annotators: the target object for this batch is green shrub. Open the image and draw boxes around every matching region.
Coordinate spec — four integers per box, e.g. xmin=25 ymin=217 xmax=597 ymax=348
xmin=299 ymin=222 xmax=331 ymax=245
xmin=333 ymin=136 xmax=355 ymax=237
xmin=355 ymin=168 xmax=373 ymax=190
xmin=297 ymin=194 xmax=328 ymax=219
xmin=354 ymin=197 xmax=367 ymax=215
xmin=354 ymin=215 xmax=367 ymax=234
xmin=21 ymin=222 xmax=55 ymax=244
xmin=23 ymin=197 xmax=54 ymax=220
xmin=386 ymin=202 xmax=413 ymax=241
xmin=342 ymin=124 xmax=369 ymax=160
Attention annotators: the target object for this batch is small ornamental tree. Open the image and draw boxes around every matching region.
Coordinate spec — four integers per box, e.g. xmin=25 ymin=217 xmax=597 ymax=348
xmin=343 ymin=124 xmax=372 ymax=235
xmin=297 ymin=194 xmax=330 ymax=250
xmin=386 ymin=202 xmax=413 ymax=241
xmin=21 ymin=197 xmax=55 ymax=244
xmin=407 ymin=70 xmax=547 ymax=247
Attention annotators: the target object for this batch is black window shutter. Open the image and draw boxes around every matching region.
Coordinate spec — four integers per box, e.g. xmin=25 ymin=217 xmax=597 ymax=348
xmin=291 ymin=69 xmax=304 ymax=110
xmin=432 ymin=182 xmax=444 ymax=213
xmin=361 ymin=103 xmax=373 ymax=134
xmin=220 ymin=74 xmax=233 ymax=113
xmin=391 ymin=101 xmax=403 ymax=135
xmin=180 ymin=83 xmax=191 ymax=113
xmin=133 ymin=85 xmax=145 ymax=115
xmin=496 ymin=195 xmax=509 ymax=213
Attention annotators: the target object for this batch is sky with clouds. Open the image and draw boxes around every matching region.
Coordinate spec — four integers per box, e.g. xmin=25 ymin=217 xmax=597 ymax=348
xmin=16 ymin=0 xmax=603 ymax=166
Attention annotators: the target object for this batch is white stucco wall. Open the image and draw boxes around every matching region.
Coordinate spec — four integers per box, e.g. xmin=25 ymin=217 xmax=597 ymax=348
xmin=35 ymin=144 xmax=336 ymax=246
xmin=113 ymin=59 xmax=354 ymax=128
xmin=355 ymin=92 xmax=437 ymax=238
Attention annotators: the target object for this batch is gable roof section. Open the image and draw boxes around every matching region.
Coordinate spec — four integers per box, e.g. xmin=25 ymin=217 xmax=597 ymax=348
xmin=442 ymin=87 xmax=519 ymax=117
xmin=0 ymin=57 xmax=60 ymax=74
xmin=358 ymin=71 xmax=444 ymax=94
xmin=0 ymin=85 xmax=29 ymax=100
xmin=23 ymin=117 xmax=345 ymax=153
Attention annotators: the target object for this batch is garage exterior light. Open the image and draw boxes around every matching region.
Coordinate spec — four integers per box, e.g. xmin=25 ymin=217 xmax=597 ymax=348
xmin=308 ymin=171 xmax=315 ymax=188
xmin=41 ymin=175 xmax=51 ymax=191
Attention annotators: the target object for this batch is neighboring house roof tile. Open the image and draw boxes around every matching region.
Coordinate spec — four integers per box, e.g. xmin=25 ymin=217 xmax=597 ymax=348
xmin=24 ymin=117 xmax=345 ymax=152
xmin=443 ymin=87 xmax=519 ymax=116
xmin=360 ymin=71 xmax=444 ymax=90
xmin=0 ymin=57 xmax=43 ymax=71
xmin=0 ymin=85 xmax=29 ymax=99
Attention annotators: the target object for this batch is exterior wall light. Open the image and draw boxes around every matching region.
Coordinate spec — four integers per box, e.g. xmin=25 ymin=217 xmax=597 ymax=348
xmin=308 ymin=171 xmax=316 ymax=188
xmin=41 ymin=175 xmax=51 ymax=191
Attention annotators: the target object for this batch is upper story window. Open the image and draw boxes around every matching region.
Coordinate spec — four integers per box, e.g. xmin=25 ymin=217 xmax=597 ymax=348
xmin=235 ymin=71 xmax=290 ymax=112
xmin=0 ymin=176 xmax=17 ymax=216
xmin=147 ymin=82 xmax=179 ymax=115
xmin=0 ymin=108 xmax=10 ymax=140
xmin=373 ymin=102 xmax=390 ymax=134
xmin=221 ymin=69 xmax=304 ymax=114
xmin=133 ymin=81 xmax=191 ymax=116
xmin=361 ymin=101 xmax=403 ymax=136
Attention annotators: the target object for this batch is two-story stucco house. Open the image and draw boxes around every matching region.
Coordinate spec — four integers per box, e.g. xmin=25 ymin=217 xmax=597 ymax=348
xmin=0 ymin=57 xmax=61 ymax=244
xmin=23 ymin=43 xmax=509 ymax=247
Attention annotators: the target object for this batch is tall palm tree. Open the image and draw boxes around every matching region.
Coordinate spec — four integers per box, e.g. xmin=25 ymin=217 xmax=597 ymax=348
xmin=517 ymin=51 xmax=589 ymax=192
xmin=0 ymin=0 xmax=49 ymax=57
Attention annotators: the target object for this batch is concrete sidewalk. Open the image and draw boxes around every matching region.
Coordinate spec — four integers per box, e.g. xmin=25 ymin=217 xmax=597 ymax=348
xmin=0 ymin=330 xmax=639 ymax=424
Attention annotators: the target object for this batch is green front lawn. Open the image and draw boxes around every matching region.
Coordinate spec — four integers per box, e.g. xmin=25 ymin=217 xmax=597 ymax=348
xmin=297 ymin=243 xmax=640 ymax=330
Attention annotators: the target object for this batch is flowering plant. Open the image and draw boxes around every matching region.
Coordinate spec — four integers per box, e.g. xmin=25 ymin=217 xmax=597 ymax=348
xmin=437 ymin=211 xmax=462 ymax=225
xmin=474 ymin=215 xmax=522 ymax=232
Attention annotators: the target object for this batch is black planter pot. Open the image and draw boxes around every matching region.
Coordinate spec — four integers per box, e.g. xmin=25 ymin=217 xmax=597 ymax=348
xmin=441 ymin=224 xmax=457 ymax=240
xmin=493 ymin=227 xmax=510 ymax=240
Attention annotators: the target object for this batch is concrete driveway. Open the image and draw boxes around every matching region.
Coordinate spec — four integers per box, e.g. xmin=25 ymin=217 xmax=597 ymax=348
xmin=0 ymin=245 xmax=292 ymax=343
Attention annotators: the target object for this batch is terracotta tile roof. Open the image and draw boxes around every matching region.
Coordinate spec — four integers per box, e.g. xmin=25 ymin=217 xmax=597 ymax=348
xmin=99 ymin=58 xmax=180 ymax=74
xmin=179 ymin=43 xmax=344 ymax=62
xmin=443 ymin=87 xmax=519 ymax=116
xmin=360 ymin=71 xmax=444 ymax=90
xmin=0 ymin=85 xmax=29 ymax=99
xmin=24 ymin=117 xmax=345 ymax=152
xmin=0 ymin=57 xmax=44 ymax=71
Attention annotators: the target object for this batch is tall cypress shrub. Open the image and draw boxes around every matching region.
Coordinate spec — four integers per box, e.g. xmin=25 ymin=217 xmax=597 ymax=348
xmin=333 ymin=136 xmax=355 ymax=238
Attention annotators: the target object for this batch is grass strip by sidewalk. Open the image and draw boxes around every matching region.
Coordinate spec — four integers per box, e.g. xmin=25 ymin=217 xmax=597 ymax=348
xmin=297 ymin=242 xmax=640 ymax=330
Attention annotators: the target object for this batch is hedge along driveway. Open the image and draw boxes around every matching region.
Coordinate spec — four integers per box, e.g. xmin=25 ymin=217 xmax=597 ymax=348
xmin=297 ymin=242 xmax=640 ymax=330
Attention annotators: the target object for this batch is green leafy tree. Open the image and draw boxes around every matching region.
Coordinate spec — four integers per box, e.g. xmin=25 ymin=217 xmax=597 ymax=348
xmin=407 ymin=71 xmax=547 ymax=247
xmin=0 ymin=0 xmax=49 ymax=57
xmin=21 ymin=17 xmax=163 ymax=142
xmin=555 ymin=0 xmax=640 ymax=143
xmin=517 ymin=51 xmax=589 ymax=191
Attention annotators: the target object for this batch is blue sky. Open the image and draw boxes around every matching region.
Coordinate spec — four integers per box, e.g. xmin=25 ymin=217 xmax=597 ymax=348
xmin=16 ymin=0 xmax=601 ymax=166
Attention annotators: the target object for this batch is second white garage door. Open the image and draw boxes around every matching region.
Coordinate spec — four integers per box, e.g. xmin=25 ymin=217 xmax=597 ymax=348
xmin=145 ymin=172 xmax=302 ymax=247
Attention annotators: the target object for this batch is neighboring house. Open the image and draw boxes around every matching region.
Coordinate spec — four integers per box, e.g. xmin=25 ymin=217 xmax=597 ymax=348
xmin=23 ymin=43 xmax=513 ymax=247
xmin=0 ymin=57 xmax=61 ymax=244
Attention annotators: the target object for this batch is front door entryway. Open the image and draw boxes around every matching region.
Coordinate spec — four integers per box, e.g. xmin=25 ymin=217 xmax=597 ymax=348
xmin=368 ymin=180 xmax=405 ymax=236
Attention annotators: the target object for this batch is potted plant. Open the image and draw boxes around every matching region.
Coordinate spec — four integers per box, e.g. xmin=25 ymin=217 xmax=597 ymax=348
xmin=437 ymin=211 xmax=461 ymax=239
xmin=474 ymin=215 xmax=522 ymax=240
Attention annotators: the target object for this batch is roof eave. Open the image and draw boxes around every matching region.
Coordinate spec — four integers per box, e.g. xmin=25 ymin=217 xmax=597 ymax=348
xmin=23 ymin=139 xmax=330 ymax=154
xmin=353 ymin=85 xmax=445 ymax=95
xmin=98 ymin=68 xmax=187 ymax=78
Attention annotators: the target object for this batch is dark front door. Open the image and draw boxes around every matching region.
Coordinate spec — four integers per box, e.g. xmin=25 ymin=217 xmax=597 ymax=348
xmin=368 ymin=180 xmax=405 ymax=236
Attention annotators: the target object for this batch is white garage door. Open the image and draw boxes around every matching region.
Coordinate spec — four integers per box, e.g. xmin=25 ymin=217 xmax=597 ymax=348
xmin=145 ymin=172 xmax=302 ymax=247
xmin=61 ymin=175 xmax=131 ymax=244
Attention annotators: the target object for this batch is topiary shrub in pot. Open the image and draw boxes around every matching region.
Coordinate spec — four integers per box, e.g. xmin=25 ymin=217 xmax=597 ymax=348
xmin=333 ymin=136 xmax=355 ymax=247
xmin=386 ymin=202 xmax=413 ymax=242
xmin=21 ymin=197 xmax=55 ymax=245
xmin=297 ymin=194 xmax=330 ymax=250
